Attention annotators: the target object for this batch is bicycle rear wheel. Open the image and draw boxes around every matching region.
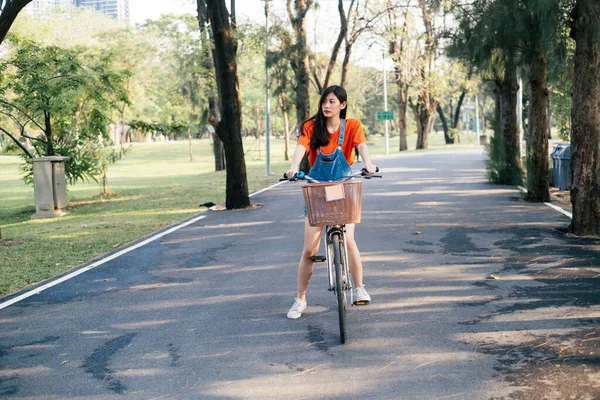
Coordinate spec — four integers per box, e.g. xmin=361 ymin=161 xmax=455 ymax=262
xmin=332 ymin=232 xmax=347 ymax=344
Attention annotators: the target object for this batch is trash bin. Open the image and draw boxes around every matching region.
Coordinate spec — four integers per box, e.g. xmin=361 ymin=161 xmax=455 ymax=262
xmin=27 ymin=156 xmax=70 ymax=219
xmin=557 ymin=144 xmax=571 ymax=191
xmin=550 ymin=144 xmax=563 ymax=188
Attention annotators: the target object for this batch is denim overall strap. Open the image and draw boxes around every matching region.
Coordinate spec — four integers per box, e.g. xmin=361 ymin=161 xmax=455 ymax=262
xmin=337 ymin=119 xmax=346 ymax=147
xmin=308 ymin=119 xmax=352 ymax=182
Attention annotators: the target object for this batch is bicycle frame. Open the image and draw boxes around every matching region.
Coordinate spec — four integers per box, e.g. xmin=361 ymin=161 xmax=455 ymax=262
xmin=324 ymin=224 xmax=353 ymax=303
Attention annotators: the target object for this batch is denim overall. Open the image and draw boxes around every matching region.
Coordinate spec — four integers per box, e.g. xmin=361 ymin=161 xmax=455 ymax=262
xmin=308 ymin=119 xmax=352 ymax=182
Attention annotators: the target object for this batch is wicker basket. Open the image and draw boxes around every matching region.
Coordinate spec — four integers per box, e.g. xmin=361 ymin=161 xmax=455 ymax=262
xmin=302 ymin=180 xmax=363 ymax=227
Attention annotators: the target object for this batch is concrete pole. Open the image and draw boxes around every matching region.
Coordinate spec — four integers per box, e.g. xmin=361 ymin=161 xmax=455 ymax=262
xmin=517 ymin=70 xmax=523 ymax=158
xmin=264 ymin=0 xmax=271 ymax=175
xmin=475 ymin=95 xmax=480 ymax=145
xmin=383 ymin=54 xmax=389 ymax=155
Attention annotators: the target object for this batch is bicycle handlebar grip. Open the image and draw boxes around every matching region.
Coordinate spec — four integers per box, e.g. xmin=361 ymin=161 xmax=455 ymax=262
xmin=361 ymin=166 xmax=380 ymax=175
xmin=282 ymin=171 xmax=306 ymax=181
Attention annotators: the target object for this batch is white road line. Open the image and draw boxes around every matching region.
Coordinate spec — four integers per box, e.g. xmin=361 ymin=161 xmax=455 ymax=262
xmin=0 ymin=215 xmax=206 ymax=310
xmin=544 ymin=202 xmax=573 ymax=219
xmin=517 ymin=186 xmax=572 ymax=219
xmin=249 ymin=180 xmax=287 ymax=197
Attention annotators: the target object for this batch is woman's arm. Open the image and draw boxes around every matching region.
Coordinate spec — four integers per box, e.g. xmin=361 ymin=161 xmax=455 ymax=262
xmin=357 ymin=142 xmax=377 ymax=174
xmin=285 ymin=145 xmax=308 ymax=178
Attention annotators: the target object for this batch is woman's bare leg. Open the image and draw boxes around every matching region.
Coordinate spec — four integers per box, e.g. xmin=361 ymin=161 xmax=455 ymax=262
xmin=344 ymin=223 xmax=364 ymax=287
xmin=297 ymin=217 xmax=323 ymax=301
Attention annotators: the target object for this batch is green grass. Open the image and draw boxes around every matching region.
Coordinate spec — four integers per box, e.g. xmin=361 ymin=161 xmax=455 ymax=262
xmin=0 ymin=132 xmax=476 ymax=297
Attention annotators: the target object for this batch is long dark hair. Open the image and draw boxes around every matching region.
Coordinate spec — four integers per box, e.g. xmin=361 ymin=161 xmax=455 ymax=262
xmin=302 ymin=85 xmax=348 ymax=150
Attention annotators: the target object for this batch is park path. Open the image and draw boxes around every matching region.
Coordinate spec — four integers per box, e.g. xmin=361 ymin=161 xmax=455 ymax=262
xmin=1 ymin=147 xmax=599 ymax=399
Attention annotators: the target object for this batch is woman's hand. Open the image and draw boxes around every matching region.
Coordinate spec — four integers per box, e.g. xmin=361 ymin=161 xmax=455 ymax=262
xmin=363 ymin=162 xmax=377 ymax=175
xmin=285 ymin=167 xmax=299 ymax=179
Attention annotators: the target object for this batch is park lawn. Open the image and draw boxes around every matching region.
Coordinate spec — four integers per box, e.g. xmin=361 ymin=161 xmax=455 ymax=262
xmin=0 ymin=132 xmax=477 ymax=298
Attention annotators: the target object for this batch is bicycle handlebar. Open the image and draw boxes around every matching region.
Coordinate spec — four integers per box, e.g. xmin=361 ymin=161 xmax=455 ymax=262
xmin=280 ymin=167 xmax=381 ymax=182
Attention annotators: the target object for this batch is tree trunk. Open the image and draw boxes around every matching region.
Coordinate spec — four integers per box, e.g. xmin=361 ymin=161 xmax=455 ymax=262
xmin=547 ymin=94 xmax=552 ymax=139
xmin=569 ymin=0 xmax=600 ymax=235
xmin=394 ymin=67 xmax=408 ymax=151
xmin=255 ymin=105 xmax=261 ymax=138
xmin=525 ymin=48 xmax=550 ymax=202
xmin=188 ymin=128 xmax=194 ymax=162
xmin=499 ymin=66 xmax=523 ymax=185
xmin=209 ymin=96 xmax=225 ymax=170
xmin=320 ymin=0 xmax=347 ymax=92
xmin=197 ymin=0 xmax=225 ymax=172
xmin=205 ymin=0 xmax=249 ymax=209
xmin=283 ymin=107 xmax=290 ymax=161
xmin=411 ymin=99 xmax=434 ymax=150
xmin=437 ymin=103 xmax=453 ymax=144
xmin=452 ymin=91 xmax=466 ymax=130
xmin=44 ymin=109 xmax=55 ymax=156
xmin=0 ymin=0 xmax=33 ymax=45
xmin=479 ymin=95 xmax=486 ymax=136
xmin=288 ymin=0 xmax=312 ymax=173
xmin=340 ymin=42 xmax=352 ymax=89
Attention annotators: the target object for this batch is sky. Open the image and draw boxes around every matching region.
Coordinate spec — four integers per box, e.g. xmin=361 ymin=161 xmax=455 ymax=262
xmin=128 ymin=0 xmax=266 ymax=24
xmin=127 ymin=0 xmax=389 ymax=69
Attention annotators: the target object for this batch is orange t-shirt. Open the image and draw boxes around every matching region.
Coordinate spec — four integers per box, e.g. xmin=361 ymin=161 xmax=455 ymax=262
xmin=298 ymin=118 xmax=366 ymax=167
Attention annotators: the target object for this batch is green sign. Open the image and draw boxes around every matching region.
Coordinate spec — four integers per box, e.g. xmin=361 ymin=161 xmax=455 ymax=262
xmin=376 ymin=110 xmax=394 ymax=120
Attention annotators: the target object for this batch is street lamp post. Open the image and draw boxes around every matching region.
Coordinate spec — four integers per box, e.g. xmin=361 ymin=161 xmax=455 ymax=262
xmin=383 ymin=53 xmax=389 ymax=156
xmin=475 ymin=95 xmax=480 ymax=146
xmin=262 ymin=0 xmax=271 ymax=176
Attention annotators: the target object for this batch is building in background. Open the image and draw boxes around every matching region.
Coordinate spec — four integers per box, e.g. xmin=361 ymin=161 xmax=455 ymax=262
xmin=26 ymin=0 xmax=71 ymax=16
xmin=27 ymin=0 xmax=129 ymax=21
xmin=72 ymin=0 xmax=129 ymax=20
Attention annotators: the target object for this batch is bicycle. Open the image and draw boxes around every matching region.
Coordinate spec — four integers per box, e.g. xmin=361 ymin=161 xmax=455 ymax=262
xmin=282 ymin=168 xmax=380 ymax=344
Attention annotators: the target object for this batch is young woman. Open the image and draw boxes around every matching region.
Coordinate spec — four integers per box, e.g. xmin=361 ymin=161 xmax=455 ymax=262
xmin=285 ymin=85 xmax=377 ymax=319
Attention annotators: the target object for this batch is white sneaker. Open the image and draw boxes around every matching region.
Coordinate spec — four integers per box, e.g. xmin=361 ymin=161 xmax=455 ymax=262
xmin=287 ymin=298 xmax=307 ymax=319
xmin=353 ymin=286 xmax=371 ymax=305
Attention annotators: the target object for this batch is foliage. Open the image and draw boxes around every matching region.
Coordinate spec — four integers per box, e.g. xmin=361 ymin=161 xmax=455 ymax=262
xmin=548 ymin=25 xmax=575 ymax=142
xmin=137 ymin=15 xmax=208 ymax=138
xmin=17 ymin=138 xmax=102 ymax=185
xmin=99 ymin=144 xmax=131 ymax=195
xmin=0 ymin=36 xmax=130 ymax=184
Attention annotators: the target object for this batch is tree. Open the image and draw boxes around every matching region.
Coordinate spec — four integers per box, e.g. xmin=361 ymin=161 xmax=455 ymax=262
xmin=0 ymin=37 xmax=129 ymax=184
xmin=386 ymin=0 xmax=414 ymax=151
xmin=409 ymin=0 xmax=444 ymax=150
xmin=197 ymin=1 xmax=225 ymax=171
xmin=341 ymin=0 xmax=388 ymax=88
xmin=0 ymin=0 xmax=33 ymax=45
xmin=569 ymin=0 xmax=600 ymax=235
xmin=287 ymin=0 xmax=313 ymax=173
xmin=521 ymin=0 xmax=563 ymax=202
xmin=311 ymin=0 xmax=347 ymax=94
xmin=204 ymin=0 xmax=250 ymax=209
xmin=450 ymin=0 xmax=523 ymax=185
xmin=267 ymin=22 xmax=296 ymax=161
xmin=435 ymin=63 xmax=475 ymax=145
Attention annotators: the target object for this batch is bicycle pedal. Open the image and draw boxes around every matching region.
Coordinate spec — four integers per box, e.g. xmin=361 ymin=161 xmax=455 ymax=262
xmin=353 ymin=301 xmax=369 ymax=305
xmin=310 ymin=255 xmax=326 ymax=262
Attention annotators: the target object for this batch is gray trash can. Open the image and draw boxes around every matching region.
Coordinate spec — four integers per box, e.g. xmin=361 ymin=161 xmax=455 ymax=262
xmin=550 ymin=144 xmax=563 ymax=188
xmin=557 ymin=144 xmax=571 ymax=190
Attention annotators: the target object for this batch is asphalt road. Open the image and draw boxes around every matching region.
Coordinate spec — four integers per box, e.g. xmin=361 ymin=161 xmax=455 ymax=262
xmin=1 ymin=147 xmax=599 ymax=400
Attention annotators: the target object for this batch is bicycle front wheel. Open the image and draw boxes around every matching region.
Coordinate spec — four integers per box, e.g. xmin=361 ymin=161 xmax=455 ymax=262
xmin=332 ymin=232 xmax=347 ymax=344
